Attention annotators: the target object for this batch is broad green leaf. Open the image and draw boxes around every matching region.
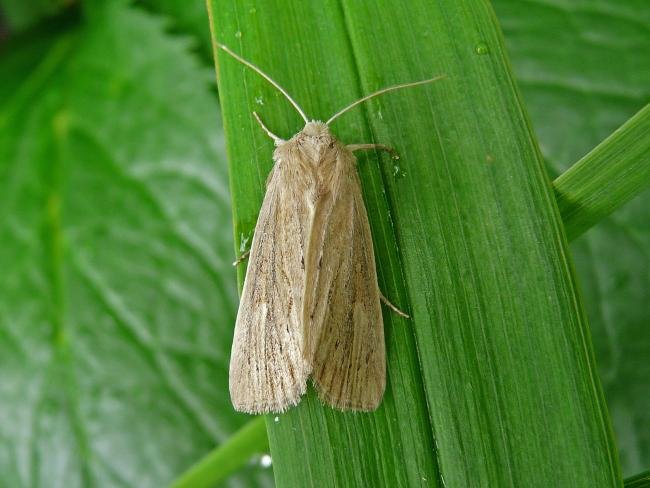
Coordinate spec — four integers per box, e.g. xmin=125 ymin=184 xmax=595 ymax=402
xmin=0 ymin=2 xmax=270 ymax=486
xmin=208 ymin=0 xmax=620 ymax=486
xmin=494 ymin=0 xmax=650 ymax=475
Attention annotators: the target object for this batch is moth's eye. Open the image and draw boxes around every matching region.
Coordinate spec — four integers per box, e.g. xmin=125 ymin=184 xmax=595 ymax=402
xmin=328 ymin=141 xmax=335 ymax=149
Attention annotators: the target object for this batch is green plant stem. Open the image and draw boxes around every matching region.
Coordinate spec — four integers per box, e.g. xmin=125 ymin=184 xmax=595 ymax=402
xmin=554 ymin=104 xmax=650 ymax=241
xmin=169 ymin=416 xmax=269 ymax=488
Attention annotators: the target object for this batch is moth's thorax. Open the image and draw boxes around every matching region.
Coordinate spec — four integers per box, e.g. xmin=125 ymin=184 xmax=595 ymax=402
xmin=275 ymin=121 xmax=343 ymax=167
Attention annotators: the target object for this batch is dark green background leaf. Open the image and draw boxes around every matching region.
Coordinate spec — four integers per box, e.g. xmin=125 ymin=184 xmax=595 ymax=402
xmin=0 ymin=2 xmax=270 ymax=486
xmin=494 ymin=0 xmax=650 ymax=475
xmin=137 ymin=0 xmax=213 ymax=61
xmin=0 ymin=0 xmax=70 ymax=31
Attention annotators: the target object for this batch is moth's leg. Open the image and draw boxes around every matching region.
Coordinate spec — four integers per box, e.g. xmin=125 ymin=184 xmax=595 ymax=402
xmin=232 ymin=250 xmax=251 ymax=266
xmin=380 ymin=293 xmax=410 ymax=318
xmin=253 ymin=112 xmax=285 ymax=145
xmin=347 ymin=143 xmax=400 ymax=160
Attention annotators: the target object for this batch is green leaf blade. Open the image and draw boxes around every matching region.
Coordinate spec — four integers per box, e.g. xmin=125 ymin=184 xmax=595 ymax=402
xmin=208 ymin=0 xmax=621 ymax=486
xmin=554 ymin=104 xmax=650 ymax=240
xmin=208 ymin=2 xmax=441 ymax=486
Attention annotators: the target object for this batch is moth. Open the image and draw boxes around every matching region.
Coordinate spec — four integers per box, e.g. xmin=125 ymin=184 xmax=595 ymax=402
xmin=220 ymin=44 xmax=442 ymax=413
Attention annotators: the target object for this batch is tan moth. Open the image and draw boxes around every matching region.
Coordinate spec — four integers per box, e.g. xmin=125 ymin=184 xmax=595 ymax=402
xmin=220 ymin=44 xmax=442 ymax=413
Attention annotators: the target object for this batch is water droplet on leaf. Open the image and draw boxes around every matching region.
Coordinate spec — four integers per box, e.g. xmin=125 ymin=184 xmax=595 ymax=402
xmin=475 ymin=43 xmax=489 ymax=55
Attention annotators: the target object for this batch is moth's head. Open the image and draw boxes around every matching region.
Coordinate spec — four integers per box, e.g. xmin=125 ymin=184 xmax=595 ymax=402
xmin=283 ymin=121 xmax=336 ymax=163
xmin=301 ymin=121 xmax=331 ymax=139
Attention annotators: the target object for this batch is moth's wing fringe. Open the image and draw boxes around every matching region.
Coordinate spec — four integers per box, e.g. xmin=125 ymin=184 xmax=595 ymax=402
xmin=229 ymin=164 xmax=310 ymax=414
xmin=310 ymin=380 xmax=379 ymax=413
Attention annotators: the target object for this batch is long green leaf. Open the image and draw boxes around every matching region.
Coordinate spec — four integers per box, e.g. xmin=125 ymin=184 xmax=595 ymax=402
xmin=207 ymin=0 xmax=621 ymax=485
xmin=554 ymin=104 xmax=650 ymax=241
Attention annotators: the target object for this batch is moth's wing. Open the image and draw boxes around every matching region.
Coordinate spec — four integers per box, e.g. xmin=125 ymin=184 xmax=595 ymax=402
xmin=229 ymin=165 xmax=309 ymax=414
xmin=305 ymin=154 xmax=385 ymax=411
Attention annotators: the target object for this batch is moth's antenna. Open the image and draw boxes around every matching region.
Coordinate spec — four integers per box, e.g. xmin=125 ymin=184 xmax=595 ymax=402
xmin=217 ymin=44 xmax=309 ymax=124
xmin=326 ymin=75 xmax=446 ymax=125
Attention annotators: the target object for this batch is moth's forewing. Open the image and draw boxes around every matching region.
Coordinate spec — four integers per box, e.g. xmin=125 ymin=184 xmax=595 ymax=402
xmin=229 ymin=150 xmax=310 ymax=414
xmin=302 ymin=138 xmax=385 ymax=411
